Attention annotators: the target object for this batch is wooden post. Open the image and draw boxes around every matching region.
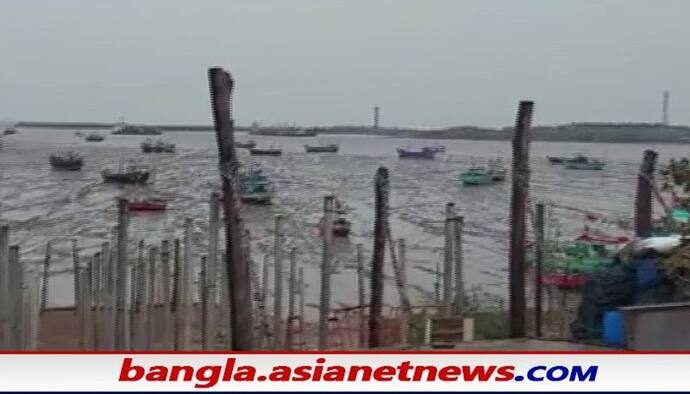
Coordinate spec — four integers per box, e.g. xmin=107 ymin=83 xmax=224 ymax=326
xmin=635 ymin=149 xmax=658 ymax=238
xmin=92 ymin=252 xmax=101 ymax=350
xmin=260 ymin=253 xmax=270 ymax=349
xmin=181 ymin=219 xmax=194 ymax=350
xmin=200 ymin=255 xmax=209 ymax=350
xmin=509 ymin=100 xmax=534 ymax=338
xmin=273 ymin=214 xmax=284 ymax=349
xmin=535 ymin=203 xmax=545 ymax=337
xmin=285 ymin=247 xmax=297 ymax=349
xmin=209 ymin=67 xmax=253 ymax=350
xmin=434 ymin=260 xmax=441 ymax=305
xmin=172 ymin=238 xmax=181 ymax=350
xmin=146 ymin=246 xmax=157 ymax=350
xmin=298 ymin=267 xmax=305 ymax=321
xmin=453 ymin=216 xmax=464 ymax=316
xmin=369 ymin=167 xmax=388 ymax=348
xmin=8 ymin=245 xmax=21 ymax=349
xmin=114 ymin=198 xmax=129 ymax=350
xmin=443 ymin=203 xmax=455 ymax=315
xmin=100 ymin=241 xmax=113 ymax=350
xmin=0 ymin=225 xmax=9 ymax=349
xmin=160 ymin=240 xmax=173 ymax=349
xmin=356 ymin=243 xmax=366 ymax=348
xmin=207 ymin=192 xmax=220 ymax=348
xmin=40 ymin=241 xmax=51 ymax=314
xmin=398 ymin=238 xmax=409 ymax=346
xmin=71 ymin=239 xmax=81 ymax=314
xmin=318 ymin=195 xmax=334 ymax=350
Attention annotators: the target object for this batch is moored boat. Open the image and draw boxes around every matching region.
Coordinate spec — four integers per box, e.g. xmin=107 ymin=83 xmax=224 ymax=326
xmin=50 ymin=151 xmax=84 ymax=171
xmin=564 ymin=160 xmax=605 ymax=170
xmin=141 ymin=138 xmax=175 ymax=153
xmin=249 ymin=147 xmax=282 ymax=156
xmin=3 ymin=127 xmax=17 ymax=135
xmin=397 ymin=147 xmax=436 ymax=159
xmin=102 ymin=164 xmax=150 ymax=184
xmin=112 ymin=123 xmax=162 ymax=135
xmin=305 ymin=143 xmax=338 ymax=153
xmin=547 ymin=156 xmax=567 ymax=164
xmin=249 ymin=127 xmax=317 ymax=137
xmin=239 ymin=166 xmax=274 ymax=204
xmin=85 ymin=133 xmax=105 ymax=142
xmin=459 ymin=167 xmax=493 ymax=185
xmin=236 ymin=140 xmax=257 ymax=149
xmin=127 ymin=199 xmax=167 ymax=211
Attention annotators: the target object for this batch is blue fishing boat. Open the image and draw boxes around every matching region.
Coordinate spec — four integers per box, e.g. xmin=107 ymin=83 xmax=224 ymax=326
xmin=239 ymin=166 xmax=275 ymax=204
xmin=397 ymin=147 xmax=436 ymax=159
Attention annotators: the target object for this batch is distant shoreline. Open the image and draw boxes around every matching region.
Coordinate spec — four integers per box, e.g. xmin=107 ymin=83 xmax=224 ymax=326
xmin=12 ymin=121 xmax=690 ymax=144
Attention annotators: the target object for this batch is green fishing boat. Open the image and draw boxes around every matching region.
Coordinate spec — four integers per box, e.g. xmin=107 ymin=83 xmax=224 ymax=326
xmin=459 ymin=167 xmax=493 ymax=185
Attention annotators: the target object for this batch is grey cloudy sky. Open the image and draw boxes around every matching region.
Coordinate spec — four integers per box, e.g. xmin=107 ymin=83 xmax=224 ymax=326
xmin=1 ymin=0 xmax=689 ymax=127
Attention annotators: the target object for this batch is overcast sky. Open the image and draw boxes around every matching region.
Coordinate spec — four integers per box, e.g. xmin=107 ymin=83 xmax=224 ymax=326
xmin=1 ymin=0 xmax=689 ymax=127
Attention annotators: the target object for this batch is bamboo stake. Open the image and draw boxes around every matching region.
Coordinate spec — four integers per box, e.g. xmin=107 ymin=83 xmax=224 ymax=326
xmin=160 ymin=240 xmax=173 ymax=349
xmin=273 ymin=214 xmax=284 ymax=350
xmin=453 ymin=216 xmax=464 ymax=316
xmin=207 ymin=193 xmax=220 ymax=347
xmin=356 ymin=243 xmax=366 ymax=348
xmin=40 ymin=241 xmax=51 ymax=314
xmin=172 ymin=238 xmax=181 ymax=350
xmin=200 ymin=255 xmax=208 ymax=350
xmin=318 ymin=195 xmax=334 ymax=350
xmin=285 ymin=248 xmax=297 ymax=349
xmin=369 ymin=168 xmax=388 ymax=348
xmin=146 ymin=246 xmax=157 ymax=350
xmin=181 ymin=218 xmax=193 ymax=350
xmin=443 ymin=203 xmax=455 ymax=316
xmin=0 ymin=225 xmax=9 ymax=349
xmin=92 ymin=252 xmax=101 ymax=350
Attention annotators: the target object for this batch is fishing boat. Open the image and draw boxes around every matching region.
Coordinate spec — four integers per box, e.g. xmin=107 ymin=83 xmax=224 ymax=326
xmin=397 ymin=147 xmax=436 ymax=159
xmin=3 ymin=127 xmax=17 ymax=135
xmin=564 ymin=159 xmax=605 ymax=170
xmin=304 ymin=143 xmax=338 ymax=153
xmin=112 ymin=123 xmax=161 ymax=135
xmin=236 ymin=140 xmax=257 ymax=149
xmin=127 ymin=199 xmax=167 ymax=211
xmin=85 ymin=133 xmax=105 ymax=142
xmin=547 ymin=156 xmax=567 ymax=164
xmin=249 ymin=147 xmax=282 ymax=156
xmin=101 ymin=164 xmax=150 ymax=184
xmin=141 ymin=138 xmax=175 ymax=153
xmin=249 ymin=127 xmax=318 ymax=137
xmin=239 ymin=166 xmax=274 ymax=204
xmin=459 ymin=167 xmax=493 ymax=185
xmin=49 ymin=151 xmax=84 ymax=171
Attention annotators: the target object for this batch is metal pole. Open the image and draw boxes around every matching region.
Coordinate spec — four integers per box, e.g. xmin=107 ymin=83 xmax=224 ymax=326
xmin=443 ymin=203 xmax=455 ymax=315
xmin=635 ymin=149 xmax=658 ymax=238
xmin=273 ymin=214 xmax=284 ymax=349
xmin=318 ymin=195 xmax=334 ymax=350
xmin=453 ymin=216 xmax=464 ymax=316
xmin=209 ymin=67 xmax=253 ymax=350
xmin=285 ymin=247 xmax=297 ymax=349
xmin=356 ymin=243 xmax=366 ymax=348
xmin=369 ymin=167 xmax=389 ymax=348
xmin=509 ymin=100 xmax=534 ymax=338
xmin=535 ymin=203 xmax=545 ymax=337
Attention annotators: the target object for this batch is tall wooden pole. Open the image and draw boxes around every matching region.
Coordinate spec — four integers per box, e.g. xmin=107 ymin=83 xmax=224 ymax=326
xmin=0 ymin=225 xmax=10 ymax=349
xmin=369 ymin=167 xmax=388 ymax=348
xmin=40 ymin=241 xmax=51 ymax=314
xmin=635 ymin=149 xmax=658 ymax=238
xmin=398 ymin=238 xmax=409 ymax=346
xmin=273 ymin=215 xmax=284 ymax=349
xmin=207 ymin=192 xmax=220 ymax=347
xmin=285 ymin=247 xmax=297 ymax=348
xmin=356 ymin=243 xmax=366 ymax=348
xmin=208 ymin=67 xmax=252 ymax=350
xmin=509 ymin=100 xmax=534 ymax=338
xmin=318 ymin=195 xmax=334 ymax=349
xmin=453 ymin=216 xmax=464 ymax=316
xmin=200 ymin=255 xmax=209 ymax=350
xmin=181 ymin=218 xmax=193 ymax=349
xmin=443 ymin=203 xmax=455 ymax=315
xmin=535 ymin=203 xmax=545 ymax=337
xmin=172 ymin=238 xmax=181 ymax=350
xmin=114 ymin=198 xmax=129 ymax=349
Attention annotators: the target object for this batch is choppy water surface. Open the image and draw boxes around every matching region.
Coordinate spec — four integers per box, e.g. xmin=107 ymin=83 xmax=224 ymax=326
xmin=0 ymin=129 xmax=683 ymax=314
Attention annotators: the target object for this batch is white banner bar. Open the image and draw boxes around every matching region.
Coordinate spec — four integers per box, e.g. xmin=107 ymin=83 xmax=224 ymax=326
xmin=0 ymin=353 xmax=686 ymax=391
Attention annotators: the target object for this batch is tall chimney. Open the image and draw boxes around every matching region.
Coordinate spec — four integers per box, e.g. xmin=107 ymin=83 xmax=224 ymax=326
xmin=662 ymin=91 xmax=670 ymax=125
xmin=373 ymin=106 xmax=380 ymax=129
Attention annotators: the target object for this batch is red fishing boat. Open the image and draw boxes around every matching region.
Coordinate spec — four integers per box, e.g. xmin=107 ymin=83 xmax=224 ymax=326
xmin=127 ymin=199 xmax=167 ymax=212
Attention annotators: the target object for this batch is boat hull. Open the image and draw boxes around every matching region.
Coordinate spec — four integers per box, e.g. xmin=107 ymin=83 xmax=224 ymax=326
xmin=305 ymin=145 xmax=338 ymax=153
xmin=250 ymin=149 xmax=282 ymax=156
xmin=102 ymin=171 xmax=150 ymax=184
xmin=240 ymin=193 xmax=272 ymax=204
xmin=397 ymin=149 xmax=435 ymax=159
xmin=565 ymin=162 xmax=605 ymax=170
xmin=128 ymin=201 xmax=167 ymax=211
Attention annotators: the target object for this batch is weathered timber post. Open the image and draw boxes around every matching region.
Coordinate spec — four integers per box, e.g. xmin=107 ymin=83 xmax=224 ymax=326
xmin=128 ymin=243 xmax=140 ymax=350
xmin=146 ymin=246 xmax=157 ymax=350
xmin=635 ymin=149 xmax=658 ymax=238
xmin=509 ymin=100 xmax=534 ymax=338
xmin=71 ymin=239 xmax=81 ymax=314
xmin=398 ymin=238 xmax=409 ymax=346
xmin=92 ymin=252 xmax=101 ymax=350
xmin=535 ymin=203 xmax=545 ymax=337
xmin=443 ymin=203 xmax=455 ymax=316
xmin=0 ymin=225 xmax=9 ymax=349
xmin=453 ymin=216 xmax=464 ymax=316
xmin=207 ymin=192 xmax=220 ymax=347
xmin=209 ymin=67 xmax=253 ymax=350
xmin=285 ymin=247 xmax=297 ymax=349
xmin=200 ymin=255 xmax=209 ymax=350
xmin=273 ymin=214 xmax=284 ymax=349
xmin=181 ymin=218 xmax=193 ymax=349
xmin=114 ymin=198 xmax=129 ymax=350
xmin=369 ymin=167 xmax=389 ymax=348
xmin=260 ymin=253 xmax=270 ymax=349
xmin=172 ymin=238 xmax=181 ymax=350
xmin=434 ymin=260 xmax=441 ymax=305
xmin=298 ymin=266 xmax=305 ymax=322
xmin=40 ymin=241 xmax=51 ymax=314
xmin=318 ymin=195 xmax=334 ymax=350
xmin=160 ymin=240 xmax=173 ymax=349
xmin=356 ymin=243 xmax=366 ymax=348
xmin=8 ymin=245 xmax=21 ymax=349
